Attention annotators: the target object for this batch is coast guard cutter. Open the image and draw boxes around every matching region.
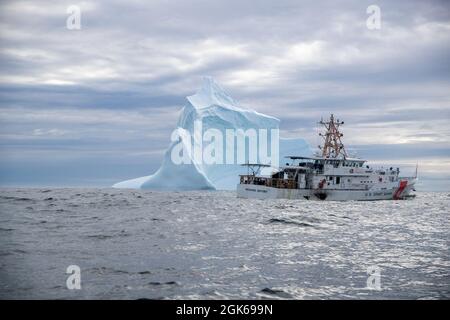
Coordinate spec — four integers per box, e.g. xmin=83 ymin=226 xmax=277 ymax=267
xmin=237 ymin=115 xmax=417 ymax=201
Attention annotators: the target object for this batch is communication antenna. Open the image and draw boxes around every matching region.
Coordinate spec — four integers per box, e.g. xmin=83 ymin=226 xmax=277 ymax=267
xmin=318 ymin=114 xmax=348 ymax=158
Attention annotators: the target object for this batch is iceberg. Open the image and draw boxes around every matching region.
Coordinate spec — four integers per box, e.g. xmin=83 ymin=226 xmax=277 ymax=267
xmin=113 ymin=77 xmax=311 ymax=190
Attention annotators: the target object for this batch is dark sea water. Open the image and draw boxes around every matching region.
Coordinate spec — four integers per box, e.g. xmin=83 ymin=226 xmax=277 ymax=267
xmin=0 ymin=188 xmax=448 ymax=300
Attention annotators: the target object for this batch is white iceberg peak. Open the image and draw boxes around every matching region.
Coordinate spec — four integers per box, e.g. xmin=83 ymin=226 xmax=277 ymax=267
xmin=113 ymin=77 xmax=311 ymax=190
xmin=187 ymin=76 xmax=238 ymax=110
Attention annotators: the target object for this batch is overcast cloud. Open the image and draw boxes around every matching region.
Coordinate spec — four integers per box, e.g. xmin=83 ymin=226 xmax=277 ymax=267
xmin=0 ymin=0 xmax=449 ymax=190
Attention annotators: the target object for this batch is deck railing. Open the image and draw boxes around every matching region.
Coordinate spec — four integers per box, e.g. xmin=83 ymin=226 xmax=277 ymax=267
xmin=239 ymin=175 xmax=297 ymax=189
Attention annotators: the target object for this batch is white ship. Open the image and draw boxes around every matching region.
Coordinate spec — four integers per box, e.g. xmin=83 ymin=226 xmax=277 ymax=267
xmin=237 ymin=115 xmax=417 ymax=201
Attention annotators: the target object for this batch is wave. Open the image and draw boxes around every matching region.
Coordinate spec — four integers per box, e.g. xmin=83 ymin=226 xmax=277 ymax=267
xmin=260 ymin=287 xmax=293 ymax=298
xmin=268 ymin=218 xmax=315 ymax=228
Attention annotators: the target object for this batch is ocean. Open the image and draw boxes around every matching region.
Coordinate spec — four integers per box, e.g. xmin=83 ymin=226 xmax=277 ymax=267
xmin=0 ymin=188 xmax=448 ymax=299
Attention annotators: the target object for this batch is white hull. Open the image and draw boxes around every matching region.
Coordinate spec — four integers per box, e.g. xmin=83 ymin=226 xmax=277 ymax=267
xmin=237 ymin=179 xmax=416 ymax=201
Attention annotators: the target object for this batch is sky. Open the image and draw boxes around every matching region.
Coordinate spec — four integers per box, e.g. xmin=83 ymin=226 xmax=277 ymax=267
xmin=0 ymin=0 xmax=449 ymax=191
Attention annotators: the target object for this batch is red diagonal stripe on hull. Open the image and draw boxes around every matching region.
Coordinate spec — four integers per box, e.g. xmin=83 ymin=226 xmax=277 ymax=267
xmin=394 ymin=180 xmax=408 ymax=200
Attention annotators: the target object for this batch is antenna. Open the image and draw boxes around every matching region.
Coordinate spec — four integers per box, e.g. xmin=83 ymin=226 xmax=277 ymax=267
xmin=415 ymin=162 xmax=419 ymax=179
xmin=318 ymin=114 xmax=348 ymax=158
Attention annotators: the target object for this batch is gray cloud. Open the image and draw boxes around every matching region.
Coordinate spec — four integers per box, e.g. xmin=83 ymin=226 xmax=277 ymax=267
xmin=0 ymin=0 xmax=449 ymax=189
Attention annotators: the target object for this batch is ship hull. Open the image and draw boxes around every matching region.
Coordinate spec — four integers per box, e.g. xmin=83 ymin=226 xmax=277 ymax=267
xmin=236 ymin=180 xmax=416 ymax=201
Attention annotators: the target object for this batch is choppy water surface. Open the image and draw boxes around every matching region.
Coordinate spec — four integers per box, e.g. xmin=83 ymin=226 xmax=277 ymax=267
xmin=0 ymin=188 xmax=448 ymax=299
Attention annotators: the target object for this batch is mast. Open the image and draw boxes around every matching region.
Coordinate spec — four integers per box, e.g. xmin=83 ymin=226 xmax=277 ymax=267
xmin=318 ymin=114 xmax=348 ymax=158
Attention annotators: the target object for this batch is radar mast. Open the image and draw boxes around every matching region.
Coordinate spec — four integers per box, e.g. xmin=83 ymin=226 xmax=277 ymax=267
xmin=318 ymin=114 xmax=348 ymax=159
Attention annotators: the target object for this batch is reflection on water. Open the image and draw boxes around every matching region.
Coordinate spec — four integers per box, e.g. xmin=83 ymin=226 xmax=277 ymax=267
xmin=0 ymin=188 xmax=448 ymax=299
